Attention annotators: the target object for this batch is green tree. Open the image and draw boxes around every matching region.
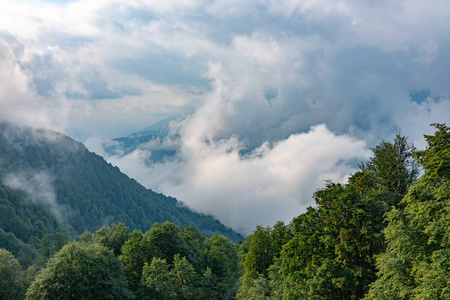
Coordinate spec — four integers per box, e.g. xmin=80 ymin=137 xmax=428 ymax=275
xmin=276 ymin=134 xmax=419 ymax=300
xmin=242 ymin=222 xmax=293 ymax=300
xmin=171 ymin=254 xmax=196 ymax=300
xmin=280 ymin=172 xmax=393 ymax=299
xmin=198 ymin=267 xmax=218 ymax=299
xmin=238 ymin=226 xmax=273 ymax=299
xmin=140 ymin=257 xmax=176 ymax=300
xmin=242 ymin=259 xmax=284 ymax=300
xmin=120 ymin=230 xmax=154 ymax=291
xmin=0 ymin=248 xmax=26 ymax=300
xmin=144 ymin=222 xmax=195 ymax=265
xmin=180 ymin=225 xmax=205 ymax=272
xmin=39 ymin=232 xmax=69 ymax=262
xmin=96 ymin=222 xmax=130 ymax=256
xmin=204 ymin=234 xmax=241 ymax=299
xmin=247 ymin=274 xmax=272 ymax=300
xmin=360 ymin=134 xmax=418 ymax=196
xmin=26 ymin=241 xmax=131 ymax=300
xmin=270 ymin=221 xmax=293 ymax=258
xmin=120 ymin=222 xmax=204 ymax=294
xmin=366 ymin=124 xmax=450 ymax=299
xmin=267 ymin=258 xmax=284 ymax=300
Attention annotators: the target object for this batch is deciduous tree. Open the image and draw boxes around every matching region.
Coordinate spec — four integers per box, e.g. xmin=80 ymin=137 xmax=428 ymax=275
xmin=367 ymin=124 xmax=450 ymax=299
xmin=360 ymin=134 xmax=418 ymax=197
xmin=26 ymin=241 xmax=131 ymax=300
xmin=281 ymin=172 xmax=392 ymax=299
xmin=140 ymin=257 xmax=176 ymax=300
xmin=0 ymin=248 xmax=26 ymax=300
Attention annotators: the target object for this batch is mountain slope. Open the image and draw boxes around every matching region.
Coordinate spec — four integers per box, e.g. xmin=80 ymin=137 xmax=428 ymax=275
xmin=0 ymin=121 xmax=243 ymax=243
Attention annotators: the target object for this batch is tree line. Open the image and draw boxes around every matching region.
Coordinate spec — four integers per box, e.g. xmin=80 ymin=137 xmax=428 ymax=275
xmin=1 ymin=221 xmax=241 ymax=299
xmin=0 ymin=123 xmax=449 ymax=299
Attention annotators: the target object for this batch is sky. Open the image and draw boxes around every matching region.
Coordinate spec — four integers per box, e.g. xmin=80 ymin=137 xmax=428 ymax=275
xmin=1 ymin=0 xmax=449 ymax=234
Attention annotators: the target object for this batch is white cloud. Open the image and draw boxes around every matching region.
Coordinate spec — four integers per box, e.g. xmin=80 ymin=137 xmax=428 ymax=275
xmin=0 ymin=37 xmax=69 ymax=131
xmin=1 ymin=0 xmax=449 ymax=234
xmin=99 ymin=122 xmax=368 ymax=235
xmin=93 ymin=60 xmax=371 ymax=234
xmin=1 ymin=0 xmax=448 ymax=141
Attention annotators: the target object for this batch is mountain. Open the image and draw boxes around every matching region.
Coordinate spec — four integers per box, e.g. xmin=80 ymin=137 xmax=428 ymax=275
xmin=132 ymin=114 xmax=182 ymax=138
xmin=103 ymin=115 xmax=181 ymax=163
xmin=0 ymin=121 xmax=243 ymax=255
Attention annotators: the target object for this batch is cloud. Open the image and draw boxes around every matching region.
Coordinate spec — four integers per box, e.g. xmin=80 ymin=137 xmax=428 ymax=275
xmin=94 ymin=122 xmax=368 ymax=235
xmin=3 ymin=171 xmax=64 ymax=220
xmin=90 ymin=62 xmax=371 ymax=234
xmin=1 ymin=0 xmax=449 ymax=233
xmin=395 ymin=96 xmax=450 ymax=149
xmin=1 ymin=0 xmax=448 ymax=140
xmin=0 ymin=36 xmax=69 ymax=131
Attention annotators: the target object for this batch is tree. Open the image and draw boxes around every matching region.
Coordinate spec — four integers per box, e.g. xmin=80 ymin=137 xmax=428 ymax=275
xmin=140 ymin=257 xmax=176 ymax=300
xmin=39 ymin=232 xmax=69 ymax=262
xmin=198 ymin=267 xmax=218 ymax=300
xmin=120 ymin=230 xmax=154 ymax=291
xmin=247 ymin=274 xmax=272 ymax=300
xmin=360 ymin=134 xmax=418 ymax=197
xmin=0 ymin=248 xmax=26 ymax=300
xmin=204 ymin=234 xmax=241 ymax=299
xmin=280 ymin=172 xmax=393 ymax=299
xmin=171 ymin=254 xmax=197 ymax=300
xmin=26 ymin=241 xmax=131 ymax=300
xmin=95 ymin=222 xmax=130 ymax=256
xmin=144 ymin=222 xmax=195 ymax=265
xmin=366 ymin=124 xmax=450 ymax=299
xmin=180 ymin=225 xmax=206 ymax=272
xmin=238 ymin=226 xmax=273 ymax=299
xmin=270 ymin=221 xmax=293 ymax=258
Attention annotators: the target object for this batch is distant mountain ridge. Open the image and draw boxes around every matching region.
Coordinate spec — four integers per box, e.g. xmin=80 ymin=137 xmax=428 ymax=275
xmin=131 ymin=114 xmax=182 ymax=137
xmin=0 ymin=121 xmax=243 ymax=244
xmin=103 ymin=115 xmax=181 ymax=162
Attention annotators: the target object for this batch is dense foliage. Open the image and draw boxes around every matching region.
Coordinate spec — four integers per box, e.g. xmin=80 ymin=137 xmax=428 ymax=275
xmin=0 ymin=183 xmax=73 ymax=267
xmin=238 ymin=130 xmax=428 ymax=299
xmin=280 ymin=172 xmax=393 ymax=299
xmin=366 ymin=124 xmax=450 ymax=299
xmin=26 ymin=241 xmax=132 ymax=300
xmin=22 ymin=222 xmax=240 ymax=299
xmin=1 ymin=122 xmax=449 ymax=299
xmin=237 ymin=222 xmax=292 ymax=299
xmin=360 ymin=134 xmax=419 ymax=196
xmin=0 ymin=248 xmax=27 ymax=300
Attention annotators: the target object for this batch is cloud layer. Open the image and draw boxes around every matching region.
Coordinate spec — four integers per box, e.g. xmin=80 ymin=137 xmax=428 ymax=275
xmin=1 ymin=0 xmax=450 ymax=233
xmin=93 ymin=124 xmax=369 ymax=234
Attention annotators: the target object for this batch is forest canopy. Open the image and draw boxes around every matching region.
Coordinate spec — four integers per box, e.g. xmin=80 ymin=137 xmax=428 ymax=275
xmin=0 ymin=123 xmax=449 ymax=299
xmin=238 ymin=124 xmax=448 ymax=299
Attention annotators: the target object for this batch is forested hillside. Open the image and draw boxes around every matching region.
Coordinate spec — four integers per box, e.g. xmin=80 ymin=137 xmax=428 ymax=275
xmin=0 ymin=121 xmax=243 ymax=253
xmin=0 ymin=183 xmax=73 ymax=267
xmin=1 ymin=123 xmax=448 ymax=300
